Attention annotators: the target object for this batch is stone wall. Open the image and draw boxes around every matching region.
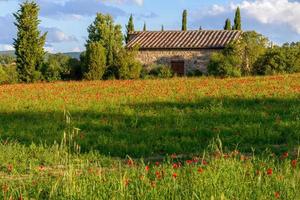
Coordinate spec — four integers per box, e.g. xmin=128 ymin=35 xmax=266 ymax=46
xmin=136 ymin=49 xmax=221 ymax=74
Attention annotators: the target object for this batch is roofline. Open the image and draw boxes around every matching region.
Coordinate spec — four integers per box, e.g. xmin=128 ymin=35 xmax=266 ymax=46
xmin=130 ymin=30 xmax=243 ymax=33
xmin=129 ymin=47 xmax=225 ymax=50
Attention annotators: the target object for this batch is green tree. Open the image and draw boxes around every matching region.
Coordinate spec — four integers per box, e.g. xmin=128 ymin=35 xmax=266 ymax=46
xmin=224 ymin=19 xmax=232 ymax=30
xmin=117 ymin=48 xmax=142 ymax=79
xmin=13 ymin=1 xmax=46 ymax=82
xmin=161 ymin=25 xmax=164 ymax=31
xmin=143 ymin=22 xmax=147 ymax=31
xmin=125 ymin=14 xmax=134 ymax=44
xmin=233 ymin=7 xmax=241 ymax=30
xmin=86 ymin=13 xmax=123 ymax=68
xmin=83 ymin=42 xmax=107 ymax=80
xmin=182 ymin=10 xmax=187 ymax=31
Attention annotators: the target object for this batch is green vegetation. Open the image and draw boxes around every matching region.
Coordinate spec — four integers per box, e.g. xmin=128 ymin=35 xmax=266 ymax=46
xmin=143 ymin=22 xmax=147 ymax=31
xmin=233 ymin=7 xmax=242 ymax=30
xmin=182 ymin=10 xmax=187 ymax=31
xmin=224 ymin=18 xmax=232 ymax=30
xmin=125 ymin=14 xmax=135 ymax=44
xmin=13 ymin=1 xmax=46 ymax=82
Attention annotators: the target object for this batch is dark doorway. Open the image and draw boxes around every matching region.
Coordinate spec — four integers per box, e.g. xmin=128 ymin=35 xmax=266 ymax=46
xmin=171 ymin=61 xmax=185 ymax=76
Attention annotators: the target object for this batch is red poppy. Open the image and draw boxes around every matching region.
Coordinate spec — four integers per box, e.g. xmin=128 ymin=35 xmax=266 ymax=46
xmin=155 ymin=171 xmax=161 ymax=179
xmin=127 ymin=160 xmax=134 ymax=166
xmin=197 ymin=167 xmax=204 ymax=174
xmin=267 ymin=168 xmax=273 ymax=175
xmin=145 ymin=165 xmax=150 ymax=172
xmin=172 ymin=173 xmax=178 ymax=178
xmin=202 ymin=159 xmax=208 ymax=165
xmin=292 ymin=160 xmax=297 ymax=168
xmin=186 ymin=160 xmax=193 ymax=165
xmin=155 ymin=162 xmax=160 ymax=166
xmin=275 ymin=192 xmax=280 ymax=199
xmin=173 ymin=163 xmax=179 ymax=169
xmin=7 ymin=164 xmax=13 ymax=172
xmin=281 ymin=152 xmax=289 ymax=159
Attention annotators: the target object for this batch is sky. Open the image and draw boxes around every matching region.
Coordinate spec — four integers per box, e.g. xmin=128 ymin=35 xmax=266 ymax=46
xmin=1 ymin=0 xmax=300 ymax=53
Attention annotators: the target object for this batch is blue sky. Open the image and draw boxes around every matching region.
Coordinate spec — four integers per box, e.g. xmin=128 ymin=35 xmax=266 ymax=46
xmin=1 ymin=0 xmax=300 ymax=52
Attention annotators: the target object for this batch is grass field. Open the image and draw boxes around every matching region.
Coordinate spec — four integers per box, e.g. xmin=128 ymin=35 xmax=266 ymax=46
xmin=0 ymin=74 xmax=300 ymax=199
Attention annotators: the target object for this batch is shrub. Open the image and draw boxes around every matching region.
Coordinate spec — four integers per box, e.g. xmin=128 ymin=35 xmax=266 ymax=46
xmin=187 ymin=69 xmax=203 ymax=77
xmin=117 ymin=49 xmax=142 ymax=79
xmin=83 ymin=42 xmax=107 ymax=80
xmin=0 ymin=64 xmax=19 ymax=84
xmin=208 ymin=53 xmax=241 ymax=77
xmin=148 ymin=64 xmax=174 ymax=78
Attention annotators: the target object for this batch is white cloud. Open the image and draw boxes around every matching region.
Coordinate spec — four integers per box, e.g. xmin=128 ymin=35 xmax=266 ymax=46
xmin=0 ymin=44 xmax=14 ymax=51
xmin=71 ymin=47 xmax=82 ymax=52
xmin=42 ymin=27 xmax=78 ymax=43
xmin=208 ymin=0 xmax=300 ymax=34
xmin=105 ymin=0 xmax=144 ymax=5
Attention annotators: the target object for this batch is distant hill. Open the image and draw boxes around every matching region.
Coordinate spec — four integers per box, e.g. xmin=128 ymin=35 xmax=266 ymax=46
xmin=0 ymin=50 xmax=81 ymax=60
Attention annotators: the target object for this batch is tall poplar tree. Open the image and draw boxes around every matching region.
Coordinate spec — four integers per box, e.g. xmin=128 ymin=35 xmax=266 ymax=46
xmin=13 ymin=1 xmax=46 ymax=82
xmin=182 ymin=10 xmax=187 ymax=31
xmin=161 ymin=25 xmax=164 ymax=31
xmin=233 ymin=7 xmax=242 ymax=30
xmin=143 ymin=22 xmax=147 ymax=31
xmin=224 ymin=18 xmax=232 ymax=30
xmin=125 ymin=14 xmax=134 ymax=44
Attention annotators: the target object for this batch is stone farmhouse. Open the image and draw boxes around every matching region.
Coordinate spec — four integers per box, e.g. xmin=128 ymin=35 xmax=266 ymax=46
xmin=126 ymin=30 xmax=242 ymax=75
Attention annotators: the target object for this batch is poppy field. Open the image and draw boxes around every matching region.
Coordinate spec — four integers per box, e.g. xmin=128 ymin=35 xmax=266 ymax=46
xmin=0 ymin=74 xmax=300 ymax=199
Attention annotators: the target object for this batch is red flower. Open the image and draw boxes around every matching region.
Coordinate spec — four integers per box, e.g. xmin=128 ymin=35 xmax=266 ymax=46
xmin=127 ymin=160 xmax=134 ymax=166
xmin=7 ymin=164 xmax=13 ymax=172
xmin=38 ymin=165 xmax=46 ymax=171
xmin=193 ymin=158 xmax=199 ymax=163
xmin=201 ymin=159 xmax=208 ymax=165
xmin=172 ymin=173 xmax=178 ymax=178
xmin=267 ymin=168 xmax=273 ymax=175
xmin=155 ymin=171 xmax=161 ymax=179
xmin=171 ymin=154 xmax=177 ymax=159
xmin=291 ymin=159 xmax=297 ymax=168
xmin=281 ymin=152 xmax=289 ymax=159
xmin=145 ymin=165 xmax=150 ymax=172
xmin=275 ymin=192 xmax=280 ymax=199
xmin=197 ymin=167 xmax=204 ymax=174
xmin=186 ymin=160 xmax=193 ymax=165
xmin=155 ymin=162 xmax=160 ymax=166
xmin=172 ymin=163 xmax=179 ymax=169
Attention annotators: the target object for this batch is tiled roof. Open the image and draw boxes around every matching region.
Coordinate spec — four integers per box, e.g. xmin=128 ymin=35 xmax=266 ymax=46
xmin=126 ymin=30 xmax=242 ymax=50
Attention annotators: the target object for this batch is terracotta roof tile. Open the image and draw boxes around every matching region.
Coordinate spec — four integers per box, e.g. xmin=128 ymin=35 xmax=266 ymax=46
xmin=126 ymin=30 xmax=242 ymax=49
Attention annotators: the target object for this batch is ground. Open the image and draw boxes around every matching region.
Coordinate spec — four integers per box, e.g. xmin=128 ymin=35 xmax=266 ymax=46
xmin=0 ymin=74 xmax=300 ymax=199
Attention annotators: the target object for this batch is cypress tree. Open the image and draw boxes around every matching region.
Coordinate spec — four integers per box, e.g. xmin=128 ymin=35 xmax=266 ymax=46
xmin=233 ymin=7 xmax=241 ymax=30
xmin=182 ymin=10 xmax=187 ymax=31
xmin=13 ymin=1 xmax=46 ymax=82
xmin=224 ymin=18 xmax=232 ymax=30
xmin=84 ymin=42 xmax=107 ymax=80
xmin=125 ymin=14 xmax=134 ymax=44
xmin=161 ymin=25 xmax=164 ymax=31
xmin=143 ymin=22 xmax=146 ymax=31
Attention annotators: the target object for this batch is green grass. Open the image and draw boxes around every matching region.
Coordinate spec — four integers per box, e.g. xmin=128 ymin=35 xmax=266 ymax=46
xmin=0 ymin=74 xmax=300 ymax=199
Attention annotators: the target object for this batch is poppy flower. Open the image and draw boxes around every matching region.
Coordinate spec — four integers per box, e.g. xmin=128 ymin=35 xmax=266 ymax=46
xmin=292 ymin=160 xmax=297 ymax=168
xmin=281 ymin=152 xmax=288 ymax=159
xmin=267 ymin=168 xmax=273 ymax=175
xmin=186 ymin=160 xmax=193 ymax=165
xmin=172 ymin=173 xmax=178 ymax=178
xmin=155 ymin=171 xmax=161 ymax=179
xmin=275 ymin=192 xmax=280 ymax=199
xmin=155 ymin=162 xmax=160 ymax=166
xmin=197 ymin=167 xmax=204 ymax=174
xmin=127 ymin=160 xmax=134 ymax=166
xmin=201 ymin=159 xmax=208 ymax=165
xmin=145 ymin=165 xmax=150 ymax=172
xmin=173 ymin=163 xmax=179 ymax=169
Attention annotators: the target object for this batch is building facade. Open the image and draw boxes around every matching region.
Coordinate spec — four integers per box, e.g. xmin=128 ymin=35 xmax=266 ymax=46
xmin=126 ymin=30 xmax=241 ymax=75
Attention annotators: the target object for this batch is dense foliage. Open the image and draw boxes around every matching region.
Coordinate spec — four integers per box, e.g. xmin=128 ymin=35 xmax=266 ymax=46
xmin=233 ymin=7 xmax=242 ymax=30
xmin=224 ymin=18 xmax=232 ymax=30
xmin=13 ymin=1 xmax=46 ymax=82
xmin=125 ymin=14 xmax=135 ymax=44
xmin=208 ymin=32 xmax=300 ymax=77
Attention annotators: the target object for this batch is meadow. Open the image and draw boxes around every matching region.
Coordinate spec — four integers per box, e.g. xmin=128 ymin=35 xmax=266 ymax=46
xmin=0 ymin=74 xmax=300 ymax=199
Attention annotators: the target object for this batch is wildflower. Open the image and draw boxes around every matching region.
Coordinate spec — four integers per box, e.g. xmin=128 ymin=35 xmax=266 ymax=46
xmin=155 ymin=162 xmax=160 ymax=166
xmin=267 ymin=168 xmax=273 ymax=175
xmin=197 ymin=167 xmax=204 ymax=174
xmin=127 ymin=160 xmax=134 ymax=166
xmin=275 ymin=192 xmax=280 ymax=199
xmin=192 ymin=158 xmax=199 ymax=163
xmin=281 ymin=152 xmax=288 ymax=159
xmin=186 ymin=160 xmax=193 ymax=165
xmin=7 ymin=164 xmax=13 ymax=173
xmin=172 ymin=163 xmax=179 ymax=169
xmin=155 ymin=171 xmax=161 ymax=179
xmin=124 ymin=179 xmax=130 ymax=187
xmin=38 ymin=165 xmax=46 ymax=171
xmin=172 ymin=173 xmax=178 ymax=178
xmin=292 ymin=160 xmax=297 ymax=168
xmin=201 ymin=159 xmax=208 ymax=165
xmin=145 ymin=165 xmax=150 ymax=172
